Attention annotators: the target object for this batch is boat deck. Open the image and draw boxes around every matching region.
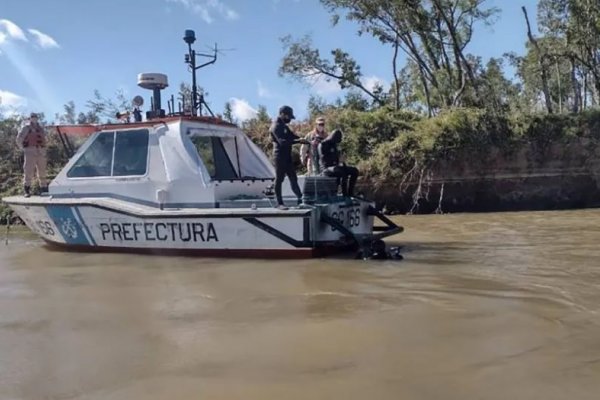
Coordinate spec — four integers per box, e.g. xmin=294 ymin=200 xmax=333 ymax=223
xmin=2 ymin=196 xmax=313 ymax=217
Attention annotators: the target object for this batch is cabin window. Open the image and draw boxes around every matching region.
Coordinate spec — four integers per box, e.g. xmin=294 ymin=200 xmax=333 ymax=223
xmin=190 ymin=136 xmax=238 ymax=180
xmin=67 ymin=129 xmax=149 ymax=178
xmin=67 ymin=131 xmax=114 ymax=177
xmin=191 ymin=137 xmax=216 ymax=177
xmin=112 ymin=129 xmax=150 ymax=176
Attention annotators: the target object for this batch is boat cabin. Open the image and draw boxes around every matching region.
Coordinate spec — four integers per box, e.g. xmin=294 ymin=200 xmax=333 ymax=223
xmin=50 ymin=116 xmax=276 ymax=209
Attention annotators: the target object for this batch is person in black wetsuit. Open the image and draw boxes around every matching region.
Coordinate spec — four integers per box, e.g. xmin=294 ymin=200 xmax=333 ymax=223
xmin=269 ymin=105 xmax=308 ymax=210
xmin=318 ymin=129 xmax=359 ymax=197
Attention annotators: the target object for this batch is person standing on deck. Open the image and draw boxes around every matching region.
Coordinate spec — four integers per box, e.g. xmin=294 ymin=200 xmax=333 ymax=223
xmin=16 ymin=113 xmax=48 ymax=197
xmin=300 ymin=116 xmax=328 ymax=176
xmin=269 ymin=105 xmax=308 ymax=210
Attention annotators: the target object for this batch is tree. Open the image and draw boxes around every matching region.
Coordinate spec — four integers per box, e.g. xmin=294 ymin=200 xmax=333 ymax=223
xmin=256 ymin=105 xmax=271 ymax=124
xmin=58 ymin=101 xmax=77 ymax=124
xmin=307 ymin=95 xmax=331 ymax=118
xmin=54 ymin=100 xmax=100 ymax=124
xmin=223 ymin=101 xmax=235 ymax=123
xmin=567 ymin=0 xmax=600 ymax=102
xmin=523 ymin=6 xmax=554 ymax=114
xmin=178 ymin=82 xmax=194 ymax=115
xmin=241 ymin=106 xmax=273 ymax=152
xmin=477 ymin=58 xmax=521 ymax=113
xmin=532 ymin=0 xmax=600 ymax=112
xmin=317 ymin=0 xmax=499 ymax=114
xmin=279 ymin=35 xmax=385 ymax=106
xmin=343 ymin=91 xmax=370 ymax=111
xmin=85 ymin=89 xmax=131 ymax=122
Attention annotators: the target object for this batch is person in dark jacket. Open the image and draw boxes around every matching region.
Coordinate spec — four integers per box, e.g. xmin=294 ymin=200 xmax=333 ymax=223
xmin=269 ymin=105 xmax=308 ymax=209
xmin=318 ymin=129 xmax=359 ymax=197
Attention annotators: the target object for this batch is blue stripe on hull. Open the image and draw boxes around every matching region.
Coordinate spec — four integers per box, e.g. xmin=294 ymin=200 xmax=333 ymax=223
xmin=73 ymin=206 xmax=97 ymax=245
xmin=45 ymin=205 xmax=91 ymax=245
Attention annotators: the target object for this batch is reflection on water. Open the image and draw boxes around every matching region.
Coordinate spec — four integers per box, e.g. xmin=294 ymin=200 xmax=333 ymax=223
xmin=2 ymin=210 xmax=600 ymax=399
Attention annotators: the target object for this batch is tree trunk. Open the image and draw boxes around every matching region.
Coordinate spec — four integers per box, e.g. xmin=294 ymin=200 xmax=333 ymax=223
xmin=522 ymin=6 xmax=554 ymax=114
xmin=592 ymin=64 xmax=600 ymax=106
xmin=583 ymin=72 xmax=588 ymax=109
xmin=570 ymin=57 xmax=580 ymax=113
xmin=392 ymin=36 xmax=401 ymax=110
xmin=435 ymin=15 xmax=454 ymax=89
xmin=556 ymin=61 xmax=562 ymax=113
xmin=432 ymin=0 xmax=480 ymax=105
xmin=416 ymin=65 xmax=433 ymax=117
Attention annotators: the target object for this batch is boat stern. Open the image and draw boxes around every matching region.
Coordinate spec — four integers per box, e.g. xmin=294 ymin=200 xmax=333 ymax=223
xmin=314 ymin=197 xmax=403 ymax=249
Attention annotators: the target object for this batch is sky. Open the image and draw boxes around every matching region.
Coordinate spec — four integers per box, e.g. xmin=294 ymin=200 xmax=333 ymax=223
xmin=0 ymin=0 xmax=539 ymax=122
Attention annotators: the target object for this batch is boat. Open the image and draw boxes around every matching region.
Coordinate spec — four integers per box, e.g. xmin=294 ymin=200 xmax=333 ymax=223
xmin=1 ymin=30 xmax=402 ymax=258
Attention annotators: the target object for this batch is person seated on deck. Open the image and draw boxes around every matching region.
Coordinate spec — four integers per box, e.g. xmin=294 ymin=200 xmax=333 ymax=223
xmin=318 ymin=129 xmax=359 ymax=198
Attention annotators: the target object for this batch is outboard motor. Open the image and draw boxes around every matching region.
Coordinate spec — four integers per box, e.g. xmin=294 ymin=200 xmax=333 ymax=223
xmin=356 ymin=239 xmax=403 ymax=261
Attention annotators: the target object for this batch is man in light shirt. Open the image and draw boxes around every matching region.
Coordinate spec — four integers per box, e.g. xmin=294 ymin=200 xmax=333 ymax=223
xmin=16 ymin=113 xmax=48 ymax=197
xmin=300 ymin=116 xmax=328 ymax=175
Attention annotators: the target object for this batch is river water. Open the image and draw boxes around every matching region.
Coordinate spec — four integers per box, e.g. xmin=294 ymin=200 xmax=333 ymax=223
xmin=2 ymin=210 xmax=600 ymax=399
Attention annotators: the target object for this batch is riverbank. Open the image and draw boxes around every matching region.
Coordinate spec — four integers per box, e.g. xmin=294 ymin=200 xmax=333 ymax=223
xmin=362 ymin=136 xmax=600 ymax=214
xmin=356 ymin=108 xmax=600 ymax=214
xmin=2 ymin=108 xmax=600 ymax=222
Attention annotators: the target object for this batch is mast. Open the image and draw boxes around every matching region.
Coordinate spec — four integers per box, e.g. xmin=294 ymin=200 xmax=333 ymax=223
xmin=183 ymin=29 xmax=217 ymax=117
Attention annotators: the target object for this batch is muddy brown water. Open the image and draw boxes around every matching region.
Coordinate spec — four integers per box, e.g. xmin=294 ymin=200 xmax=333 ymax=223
xmin=2 ymin=210 xmax=600 ymax=399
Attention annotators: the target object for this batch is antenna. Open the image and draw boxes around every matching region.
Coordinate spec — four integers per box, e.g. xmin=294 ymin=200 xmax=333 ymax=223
xmin=137 ymin=73 xmax=168 ymax=119
xmin=132 ymin=95 xmax=144 ymax=108
xmin=205 ymin=44 xmax=236 ymax=57
xmin=183 ymin=29 xmax=217 ymax=117
xmin=131 ymin=95 xmax=144 ymax=122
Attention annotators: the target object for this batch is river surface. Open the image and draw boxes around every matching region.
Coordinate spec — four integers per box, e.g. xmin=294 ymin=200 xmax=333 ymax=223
xmin=2 ymin=210 xmax=600 ymax=399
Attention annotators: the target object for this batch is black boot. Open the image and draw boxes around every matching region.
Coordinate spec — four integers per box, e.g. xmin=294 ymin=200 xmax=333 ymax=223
xmin=23 ymin=185 xmax=31 ymax=198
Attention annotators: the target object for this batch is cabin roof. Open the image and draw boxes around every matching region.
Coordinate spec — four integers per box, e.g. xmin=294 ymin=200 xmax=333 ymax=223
xmin=51 ymin=115 xmax=238 ymax=136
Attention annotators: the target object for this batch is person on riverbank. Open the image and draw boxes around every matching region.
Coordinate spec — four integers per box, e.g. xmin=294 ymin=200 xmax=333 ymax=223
xmin=269 ymin=105 xmax=308 ymax=210
xmin=16 ymin=113 xmax=47 ymax=197
xmin=318 ymin=129 xmax=359 ymax=197
xmin=300 ymin=116 xmax=328 ymax=175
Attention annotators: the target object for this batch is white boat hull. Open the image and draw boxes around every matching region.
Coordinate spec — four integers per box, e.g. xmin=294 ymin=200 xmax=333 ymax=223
xmin=4 ymin=196 xmax=399 ymax=258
